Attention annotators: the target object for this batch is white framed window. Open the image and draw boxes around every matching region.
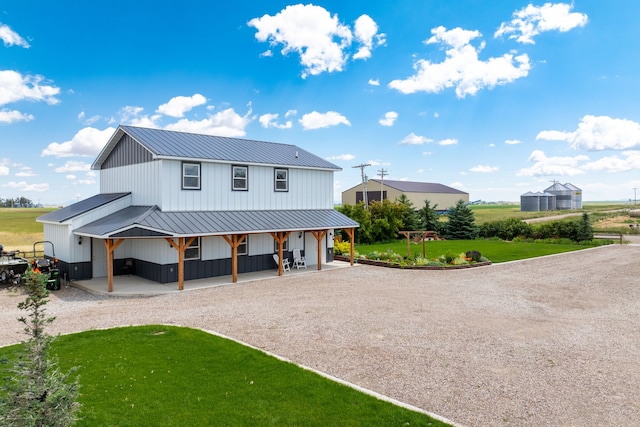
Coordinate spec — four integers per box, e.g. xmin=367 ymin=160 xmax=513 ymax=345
xmin=184 ymin=237 xmax=200 ymax=260
xmin=232 ymin=165 xmax=248 ymax=191
xmin=182 ymin=162 xmax=201 ymax=190
xmin=237 ymin=236 xmax=248 ymax=255
xmin=274 ymin=168 xmax=288 ymax=192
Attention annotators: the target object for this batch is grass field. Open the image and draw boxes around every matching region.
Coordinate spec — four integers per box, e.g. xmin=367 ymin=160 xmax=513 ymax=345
xmin=0 ymin=325 xmax=448 ymax=427
xmin=0 ymin=208 xmax=55 ymax=254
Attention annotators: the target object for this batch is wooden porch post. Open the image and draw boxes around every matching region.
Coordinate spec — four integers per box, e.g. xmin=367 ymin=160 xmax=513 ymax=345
xmin=166 ymin=237 xmax=196 ymax=290
xmin=310 ymin=230 xmax=328 ymax=270
xmin=269 ymin=231 xmax=291 ymax=276
xmin=103 ymin=238 xmax=124 ymax=292
xmin=344 ymin=228 xmax=355 ymax=266
xmin=222 ymin=234 xmax=247 ymax=283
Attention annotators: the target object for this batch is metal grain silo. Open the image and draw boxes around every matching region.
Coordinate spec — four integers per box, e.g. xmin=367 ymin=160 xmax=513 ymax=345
xmin=520 ymin=191 xmax=540 ymax=212
xmin=545 ymin=182 xmax=572 ymax=210
xmin=563 ymin=183 xmax=582 ymax=209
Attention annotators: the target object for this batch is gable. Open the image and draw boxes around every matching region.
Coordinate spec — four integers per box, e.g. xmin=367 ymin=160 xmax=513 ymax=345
xmin=102 ymin=133 xmax=154 ymax=169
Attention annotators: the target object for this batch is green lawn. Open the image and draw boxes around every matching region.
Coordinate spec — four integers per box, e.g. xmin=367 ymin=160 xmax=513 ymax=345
xmin=0 ymin=325 xmax=448 ymax=427
xmin=355 ymin=239 xmax=605 ymax=263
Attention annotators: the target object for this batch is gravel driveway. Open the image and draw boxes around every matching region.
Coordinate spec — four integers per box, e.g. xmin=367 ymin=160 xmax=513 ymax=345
xmin=1 ymin=244 xmax=639 ymax=426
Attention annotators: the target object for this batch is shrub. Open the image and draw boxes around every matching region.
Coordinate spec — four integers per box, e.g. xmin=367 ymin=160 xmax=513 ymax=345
xmin=479 ymin=218 xmax=533 ymax=240
xmin=333 ymin=241 xmax=351 ymax=255
xmin=465 ymin=250 xmax=483 ymax=262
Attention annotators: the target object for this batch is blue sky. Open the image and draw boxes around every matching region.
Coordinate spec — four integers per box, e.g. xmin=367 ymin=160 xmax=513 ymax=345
xmin=2 ymin=1 xmax=640 ymax=206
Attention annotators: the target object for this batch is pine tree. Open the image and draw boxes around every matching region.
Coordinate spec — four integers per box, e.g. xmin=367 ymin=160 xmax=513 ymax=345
xmin=417 ymin=200 xmax=439 ymax=232
xmin=0 ymin=271 xmax=81 ymax=427
xmin=575 ymin=212 xmax=594 ymax=242
xmin=396 ymin=194 xmax=419 ymax=230
xmin=443 ymin=200 xmax=479 ymax=240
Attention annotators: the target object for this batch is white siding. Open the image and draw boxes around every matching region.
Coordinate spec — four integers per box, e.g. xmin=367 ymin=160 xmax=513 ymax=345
xmin=42 ymin=223 xmax=74 ymax=261
xmin=100 ymin=162 xmax=162 ymax=206
xmin=158 ymin=161 xmax=335 ymax=211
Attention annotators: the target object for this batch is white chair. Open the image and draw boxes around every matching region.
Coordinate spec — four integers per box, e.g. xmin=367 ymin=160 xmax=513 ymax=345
xmin=273 ymin=253 xmax=290 ymax=272
xmin=292 ymin=248 xmax=307 ymax=269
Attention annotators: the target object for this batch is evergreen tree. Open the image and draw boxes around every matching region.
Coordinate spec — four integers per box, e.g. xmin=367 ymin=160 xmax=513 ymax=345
xmin=396 ymin=194 xmax=419 ymax=230
xmin=417 ymin=200 xmax=439 ymax=231
xmin=0 ymin=271 xmax=81 ymax=427
xmin=443 ymin=199 xmax=479 ymax=240
xmin=575 ymin=212 xmax=594 ymax=242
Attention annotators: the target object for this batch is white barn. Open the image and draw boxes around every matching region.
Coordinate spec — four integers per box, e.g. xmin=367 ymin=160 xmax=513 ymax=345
xmin=37 ymin=126 xmax=359 ymax=291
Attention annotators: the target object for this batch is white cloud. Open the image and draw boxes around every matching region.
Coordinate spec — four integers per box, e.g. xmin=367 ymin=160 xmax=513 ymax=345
xmin=15 ymin=167 xmax=35 ymax=177
xmin=299 ymin=111 xmax=350 ymax=130
xmin=54 ymin=161 xmax=91 ymax=173
xmin=65 ymin=174 xmax=76 ymax=180
xmin=248 ymin=4 xmax=382 ymax=78
xmin=470 ymin=164 xmax=499 ymax=173
xmin=495 ymin=3 xmax=588 ymax=44
xmin=326 ymin=154 xmax=355 ymax=161
xmin=379 ymin=111 xmax=398 ymax=126
xmin=259 ymin=113 xmax=293 ymax=129
xmin=536 ymin=115 xmax=640 ymax=151
xmin=259 ymin=50 xmax=273 ymax=58
xmin=164 ymin=108 xmax=252 ymax=137
xmin=582 ymin=151 xmax=640 ymax=173
xmin=368 ymin=78 xmax=380 ymax=86
xmin=0 ymin=70 xmax=60 ymax=106
xmin=388 ymin=26 xmax=530 ymax=98
xmin=78 ymin=110 xmax=101 ymax=125
xmin=353 ymin=14 xmax=385 ymax=60
xmin=2 ymin=181 xmax=49 ymax=192
xmin=422 ymin=151 xmax=434 ymax=156
xmin=489 ymin=143 xmax=496 ymax=147
xmin=41 ymin=127 xmax=115 ymax=157
xmin=517 ymin=149 xmax=588 ymax=176
xmin=437 ymin=138 xmax=458 ymax=146
xmin=0 ymin=163 xmax=8 ymax=176
xmin=0 ymin=23 xmax=30 ymax=48
xmin=285 ymin=109 xmax=297 ymax=117
xmin=156 ymin=94 xmax=207 ymax=118
xmin=0 ymin=109 xmax=33 ymax=123
xmin=398 ymin=132 xmax=432 ymax=145
xmin=505 ymin=139 xmax=522 ymax=145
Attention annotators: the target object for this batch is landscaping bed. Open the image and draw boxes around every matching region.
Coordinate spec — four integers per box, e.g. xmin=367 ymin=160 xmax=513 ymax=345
xmin=334 ymin=254 xmax=491 ymax=269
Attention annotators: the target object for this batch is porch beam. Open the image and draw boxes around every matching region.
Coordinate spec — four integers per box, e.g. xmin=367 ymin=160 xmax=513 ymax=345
xmin=269 ymin=231 xmax=291 ymax=276
xmin=103 ymin=238 xmax=124 ymax=292
xmin=222 ymin=234 xmax=247 ymax=283
xmin=310 ymin=230 xmax=328 ymax=270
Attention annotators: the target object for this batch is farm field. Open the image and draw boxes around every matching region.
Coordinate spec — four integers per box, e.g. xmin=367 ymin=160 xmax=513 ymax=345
xmin=0 ymin=208 xmax=55 ymax=254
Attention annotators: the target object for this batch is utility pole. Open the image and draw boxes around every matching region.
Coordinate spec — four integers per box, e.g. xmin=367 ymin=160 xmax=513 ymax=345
xmin=377 ymin=168 xmax=388 ymax=201
xmin=352 ymin=163 xmax=371 ymax=208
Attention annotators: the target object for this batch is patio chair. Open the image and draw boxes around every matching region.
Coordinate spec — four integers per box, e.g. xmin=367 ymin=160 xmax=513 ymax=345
xmin=121 ymin=258 xmax=135 ymax=275
xmin=292 ymin=248 xmax=307 ymax=269
xmin=273 ymin=253 xmax=290 ymax=272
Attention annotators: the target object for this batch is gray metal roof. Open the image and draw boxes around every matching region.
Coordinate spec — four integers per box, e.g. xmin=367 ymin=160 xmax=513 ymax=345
xmin=368 ymin=179 xmax=467 ymax=195
xmin=37 ymin=193 xmax=131 ymax=223
xmin=92 ymin=125 xmax=341 ymax=171
xmin=74 ymin=207 xmax=359 ymax=238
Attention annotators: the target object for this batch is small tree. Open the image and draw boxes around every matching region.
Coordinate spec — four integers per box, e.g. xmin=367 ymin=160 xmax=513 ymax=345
xmin=396 ymin=194 xmax=419 ymax=231
xmin=575 ymin=212 xmax=594 ymax=242
xmin=0 ymin=271 xmax=81 ymax=426
xmin=442 ymin=199 xmax=479 ymax=240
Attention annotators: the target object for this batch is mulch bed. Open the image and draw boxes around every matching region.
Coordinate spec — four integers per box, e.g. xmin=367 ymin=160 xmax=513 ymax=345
xmin=334 ymin=255 xmax=491 ymax=270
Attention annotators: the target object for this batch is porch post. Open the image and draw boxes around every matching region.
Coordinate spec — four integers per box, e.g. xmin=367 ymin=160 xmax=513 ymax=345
xmin=166 ymin=237 xmax=196 ymax=290
xmin=269 ymin=231 xmax=291 ymax=276
xmin=344 ymin=228 xmax=355 ymax=266
xmin=310 ymin=230 xmax=328 ymax=270
xmin=222 ymin=234 xmax=247 ymax=283
xmin=103 ymin=238 xmax=124 ymax=292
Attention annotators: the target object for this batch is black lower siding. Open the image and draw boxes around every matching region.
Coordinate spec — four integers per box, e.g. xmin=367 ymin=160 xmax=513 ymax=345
xmin=62 ymin=249 xmax=332 ymax=284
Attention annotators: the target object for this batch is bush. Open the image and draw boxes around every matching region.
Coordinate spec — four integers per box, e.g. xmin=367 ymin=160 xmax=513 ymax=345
xmin=333 ymin=241 xmax=351 ymax=255
xmin=465 ymin=250 xmax=483 ymax=262
xmin=479 ymin=218 xmax=533 ymax=240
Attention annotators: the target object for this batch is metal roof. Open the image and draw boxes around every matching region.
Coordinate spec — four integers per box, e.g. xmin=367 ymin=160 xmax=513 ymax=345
xmin=368 ymin=179 xmax=467 ymax=194
xmin=37 ymin=193 xmax=131 ymax=223
xmin=74 ymin=207 xmax=359 ymax=238
xmin=92 ymin=125 xmax=341 ymax=171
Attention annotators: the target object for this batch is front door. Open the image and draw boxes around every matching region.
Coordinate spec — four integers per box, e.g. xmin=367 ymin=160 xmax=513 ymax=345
xmin=92 ymin=238 xmax=107 ymax=278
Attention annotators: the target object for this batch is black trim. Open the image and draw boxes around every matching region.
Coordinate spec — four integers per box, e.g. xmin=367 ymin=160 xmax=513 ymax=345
xmin=232 ymin=165 xmax=248 ymax=191
xmin=274 ymin=167 xmax=289 ymax=192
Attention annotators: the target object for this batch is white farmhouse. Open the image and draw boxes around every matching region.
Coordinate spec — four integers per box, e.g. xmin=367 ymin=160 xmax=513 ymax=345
xmin=37 ymin=126 xmax=359 ymax=291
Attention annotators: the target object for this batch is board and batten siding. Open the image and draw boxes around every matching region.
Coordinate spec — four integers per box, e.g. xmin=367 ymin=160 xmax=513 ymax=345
xmin=100 ymin=162 xmax=162 ymax=206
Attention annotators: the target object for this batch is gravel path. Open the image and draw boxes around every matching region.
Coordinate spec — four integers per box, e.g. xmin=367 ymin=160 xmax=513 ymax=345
xmin=1 ymin=245 xmax=639 ymax=426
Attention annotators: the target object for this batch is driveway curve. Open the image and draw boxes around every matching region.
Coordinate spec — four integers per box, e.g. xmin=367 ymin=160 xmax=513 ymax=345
xmin=1 ymin=244 xmax=639 ymax=426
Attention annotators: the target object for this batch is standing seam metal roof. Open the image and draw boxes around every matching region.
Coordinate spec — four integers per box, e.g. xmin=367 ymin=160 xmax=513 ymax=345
xmin=368 ymin=179 xmax=467 ymax=194
xmin=93 ymin=125 xmax=341 ymax=171
xmin=74 ymin=207 xmax=359 ymax=238
xmin=36 ymin=193 xmax=131 ymax=223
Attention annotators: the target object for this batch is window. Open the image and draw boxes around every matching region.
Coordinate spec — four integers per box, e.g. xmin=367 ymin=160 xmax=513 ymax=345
xmin=182 ymin=162 xmax=201 ymax=190
xmin=274 ymin=236 xmax=289 ymax=253
xmin=185 ymin=237 xmax=200 ymax=260
xmin=237 ymin=236 xmax=248 ymax=255
xmin=274 ymin=168 xmax=288 ymax=192
xmin=232 ymin=165 xmax=248 ymax=191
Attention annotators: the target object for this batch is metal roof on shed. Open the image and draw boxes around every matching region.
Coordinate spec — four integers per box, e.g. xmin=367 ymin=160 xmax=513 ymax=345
xmin=92 ymin=125 xmax=341 ymax=171
xmin=368 ymin=179 xmax=467 ymax=194
xmin=37 ymin=193 xmax=131 ymax=223
xmin=74 ymin=206 xmax=359 ymax=238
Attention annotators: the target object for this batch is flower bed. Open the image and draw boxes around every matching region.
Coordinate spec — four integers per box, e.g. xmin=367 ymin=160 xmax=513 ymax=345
xmin=334 ymin=255 xmax=491 ymax=270
xmin=333 ymin=248 xmax=492 ymax=270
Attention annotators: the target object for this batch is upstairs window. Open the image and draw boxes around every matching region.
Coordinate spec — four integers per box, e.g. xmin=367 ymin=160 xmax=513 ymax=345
xmin=182 ymin=162 xmax=201 ymax=190
xmin=232 ymin=165 xmax=248 ymax=191
xmin=274 ymin=168 xmax=288 ymax=192
xmin=185 ymin=237 xmax=200 ymax=260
